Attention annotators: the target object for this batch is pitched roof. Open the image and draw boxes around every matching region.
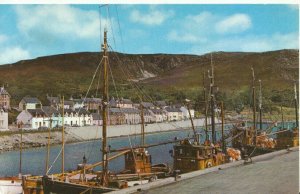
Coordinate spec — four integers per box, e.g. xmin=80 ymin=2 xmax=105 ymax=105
xmin=119 ymin=98 xmax=132 ymax=104
xmin=150 ymin=109 xmax=165 ymax=114
xmin=42 ymin=106 xmax=59 ymax=116
xmin=22 ymin=97 xmax=41 ymax=104
xmin=47 ymin=96 xmax=60 ymax=104
xmin=141 ymin=102 xmax=155 ymax=108
xmin=83 ymin=97 xmax=102 ymax=103
xmin=0 ymin=87 xmax=10 ymax=96
xmin=27 ymin=108 xmax=46 ymax=117
xmin=91 ymin=113 xmax=102 ymax=120
xmin=165 ymin=107 xmax=182 ymax=112
xmin=64 ymin=100 xmax=74 ymax=106
xmin=155 ymin=101 xmax=167 ymax=107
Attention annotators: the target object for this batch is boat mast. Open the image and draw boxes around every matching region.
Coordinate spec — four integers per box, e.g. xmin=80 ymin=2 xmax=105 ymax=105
xmin=251 ymin=67 xmax=256 ymax=145
xmin=281 ymin=105 xmax=284 ymax=129
xmin=294 ymin=82 xmax=298 ymax=128
xmin=62 ymin=96 xmax=65 ymax=179
xmin=187 ymin=100 xmax=198 ymax=144
xmin=19 ymin=123 xmax=23 ymax=178
xmin=203 ymin=72 xmax=208 ymax=141
xmin=221 ymin=101 xmax=225 ymax=153
xmin=140 ymin=104 xmax=145 ymax=146
xmin=259 ymin=79 xmax=262 ymax=131
xmin=209 ymin=53 xmax=216 ymax=144
xmin=101 ymin=29 xmax=109 ymax=186
xmin=45 ymin=117 xmax=52 ymax=174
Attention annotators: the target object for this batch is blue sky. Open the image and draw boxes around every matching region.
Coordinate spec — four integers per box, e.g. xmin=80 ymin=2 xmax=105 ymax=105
xmin=0 ymin=4 xmax=298 ymax=65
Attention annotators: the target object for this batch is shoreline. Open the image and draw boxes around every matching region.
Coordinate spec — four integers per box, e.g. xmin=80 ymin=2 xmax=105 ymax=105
xmin=0 ymin=119 xmax=294 ymax=154
xmin=0 ymin=118 xmax=212 ymax=153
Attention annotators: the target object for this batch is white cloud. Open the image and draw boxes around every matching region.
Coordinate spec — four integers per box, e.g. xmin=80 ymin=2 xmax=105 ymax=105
xmin=14 ymin=5 xmax=108 ymax=40
xmin=0 ymin=46 xmax=31 ymax=65
xmin=215 ymin=14 xmax=252 ymax=34
xmin=167 ymin=30 xmax=206 ymax=43
xmin=0 ymin=34 xmax=8 ymax=43
xmin=130 ymin=7 xmax=174 ymax=26
xmin=188 ymin=32 xmax=299 ymax=54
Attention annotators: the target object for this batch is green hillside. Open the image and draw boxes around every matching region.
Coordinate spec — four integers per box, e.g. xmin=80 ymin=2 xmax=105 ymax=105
xmin=0 ymin=49 xmax=298 ymax=109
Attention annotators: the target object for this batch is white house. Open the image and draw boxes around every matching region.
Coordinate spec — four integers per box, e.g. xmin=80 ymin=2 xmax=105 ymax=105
xmin=16 ymin=107 xmax=93 ymax=130
xmin=0 ymin=108 xmax=8 ymax=131
xmin=17 ymin=108 xmax=47 ymax=129
xmin=180 ymin=106 xmax=195 ymax=120
xmin=149 ymin=109 xmax=167 ymax=123
xmin=165 ymin=107 xmax=183 ymax=121
xmin=19 ymin=97 xmax=42 ymax=111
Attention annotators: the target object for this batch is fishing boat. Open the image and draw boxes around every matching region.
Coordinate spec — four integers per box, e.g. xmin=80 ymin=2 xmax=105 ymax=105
xmin=41 ymin=29 xmax=126 ymax=194
xmin=231 ymin=68 xmax=277 ymax=158
xmin=276 ymin=83 xmax=299 ymax=149
xmin=172 ymin=54 xmax=226 ymax=174
xmin=0 ymin=122 xmax=24 ymax=194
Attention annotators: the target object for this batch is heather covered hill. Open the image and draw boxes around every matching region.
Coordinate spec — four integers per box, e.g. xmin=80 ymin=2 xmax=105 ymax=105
xmin=0 ymin=49 xmax=298 ymax=106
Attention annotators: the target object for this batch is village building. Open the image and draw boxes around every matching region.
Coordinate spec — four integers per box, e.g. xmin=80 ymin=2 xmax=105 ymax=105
xmin=83 ymin=97 xmax=101 ymax=112
xmin=16 ymin=106 xmax=93 ymax=130
xmin=47 ymin=96 xmax=60 ymax=109
xmin=117 ymin=98 xmax=133 ymax=108
xmin=62 ymin=109 xmax=92 ymax=127
xmin=165 ymin=107 xmax=183 ymax=121
xmin=108 ymin=108 xmax=126 ymax=125
xmin=17 ymin=108 xmax=47 ymax=129
xmin=109 ymin=97 xmax=133 ymax=108
xmin=122 ymin=108 xmax=141 ymax=124
xmin=0 ymin=107 xmax=8 ymax=131
xmin=154 ymin=100 xmax=167 ymax=109
xmin=149 ymin=109 xmax=167 ymax=123
xmin=91 ymin=113 xmax=103 ymax=126
xmin=73 ymin=99 xmax=85 ymax=110
xmin=63 ymin=100 xmax=74 ymax=110
xmin=19 ymin=97 xmax=42 ymax=111
xmin=180 ymin=106 xmax=195 ymax=120
xmin=0 ymin=86 xmax=10 ymax=110
xmin=141 ymin=102 xmax=155 ymax=109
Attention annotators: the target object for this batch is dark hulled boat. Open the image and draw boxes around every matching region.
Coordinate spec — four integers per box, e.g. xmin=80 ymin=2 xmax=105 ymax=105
xmin=42 ymin=176 xmax=117 ymax=194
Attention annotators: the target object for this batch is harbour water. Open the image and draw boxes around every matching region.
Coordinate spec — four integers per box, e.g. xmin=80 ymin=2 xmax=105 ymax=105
xmin=0 ymin=122 xmax=294 ymax=176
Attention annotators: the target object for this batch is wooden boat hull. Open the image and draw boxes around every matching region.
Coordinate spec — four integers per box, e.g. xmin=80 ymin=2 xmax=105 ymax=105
xmin=42 ymin=176 xmax=117 ymax=194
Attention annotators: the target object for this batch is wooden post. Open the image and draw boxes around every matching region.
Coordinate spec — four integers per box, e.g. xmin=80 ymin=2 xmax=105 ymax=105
xmin=19 ymin=123 xmax=23 ymax=178
xmin=203 ymin=72 xmax=208 ymax=141
xmin=101 ymin=29 xmax=109 ymax=187
xmin=259 ymin=80 xmax=262 ymax=131
xmin=187 ymin=101 xmax=198 ymax=144
xmin=281 ymin=105 xmax=284 ymax=129
xmin=62 ymin=96 xmax=65 ymax=179
xmin=221 ymin=101 xmax=226 ymax=153
xmin=294 ymin=83 xmax=298 ymax=128
xmin=251 ymin=67 xmax=256 ymax=145
xmin=209 ymin=53 xmax=216 ymax=144
xmin=45 ymin=118 xmax=52 ymax=174
xmin=140 ymin=104 xmax=145 ymax=146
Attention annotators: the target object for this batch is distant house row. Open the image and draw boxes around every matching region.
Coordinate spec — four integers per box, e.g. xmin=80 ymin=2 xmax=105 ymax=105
xmin=0 ymin=87 xmax=195 ymax=130
xmin=15 ymin=95 xmax=195 ymax=129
